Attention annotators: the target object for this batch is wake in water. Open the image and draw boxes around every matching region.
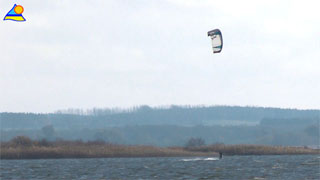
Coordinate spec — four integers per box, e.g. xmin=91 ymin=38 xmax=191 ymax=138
xmin=180 ymin=157 xmax=219 ymax=162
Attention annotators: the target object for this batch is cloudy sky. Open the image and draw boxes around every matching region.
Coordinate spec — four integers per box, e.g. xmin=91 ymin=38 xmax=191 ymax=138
xmin=0 ymin=0 xmax=319 ymax=112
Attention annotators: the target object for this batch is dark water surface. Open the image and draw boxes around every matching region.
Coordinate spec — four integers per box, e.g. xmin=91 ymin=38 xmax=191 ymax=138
xmin=1 ymin=155 xmax=319 ymax=179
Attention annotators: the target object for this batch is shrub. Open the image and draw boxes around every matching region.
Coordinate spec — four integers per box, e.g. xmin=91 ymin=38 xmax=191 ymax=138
xmin=37 ymin=139 xmax=52 ymax=147
xmin=41 ymin=125 xmax=55 ymax=140
xmin=10 ymin=136 xmax=33 ymax=147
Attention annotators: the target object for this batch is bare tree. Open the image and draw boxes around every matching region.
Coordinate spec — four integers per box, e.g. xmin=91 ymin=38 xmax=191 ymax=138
xmin=42 ymin=125 xmax=55 ymax=140
xmin=185 ymin=137 xmax=206 ymax=148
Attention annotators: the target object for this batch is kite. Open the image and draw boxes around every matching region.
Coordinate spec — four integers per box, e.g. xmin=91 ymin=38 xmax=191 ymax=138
xmin=208 ymin=29 xmax=223 ymax=53
xmin=3 ymin=4 xmax=26 ymax=22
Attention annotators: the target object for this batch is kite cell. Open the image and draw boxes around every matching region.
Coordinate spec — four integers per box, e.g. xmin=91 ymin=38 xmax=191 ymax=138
xmin=208 ymin=29 xmax=223 ymax=53
xmin=3 ymin=4 xmax=26 ymax=22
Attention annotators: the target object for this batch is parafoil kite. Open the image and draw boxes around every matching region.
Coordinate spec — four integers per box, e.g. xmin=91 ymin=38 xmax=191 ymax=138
xmin=208 ymin=29 xmax=223 ymax=53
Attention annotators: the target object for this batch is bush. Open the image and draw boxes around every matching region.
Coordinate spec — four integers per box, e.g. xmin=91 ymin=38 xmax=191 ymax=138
xmin=10 ymin=136 xmax=33 ymax=147
xmin=37 ymin=139 xmax=52 ymax=147
xmin=41 ymin=125 xmax=55 ymax=140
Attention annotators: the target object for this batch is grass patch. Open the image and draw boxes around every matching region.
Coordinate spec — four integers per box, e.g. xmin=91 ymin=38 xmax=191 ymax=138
xmin=0 ymin=136 xmax=213 ymax=159
xmin=187 ymin=144 xmax=320 ymax=155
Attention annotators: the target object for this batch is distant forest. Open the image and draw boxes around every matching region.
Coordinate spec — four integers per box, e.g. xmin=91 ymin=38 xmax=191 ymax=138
xmin=1 ymin=105 xmax=319 ymax=129
xmin=1 ymin=105 xmax=319 ymax=146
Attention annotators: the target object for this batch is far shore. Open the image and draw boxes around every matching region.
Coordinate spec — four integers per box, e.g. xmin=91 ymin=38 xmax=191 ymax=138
xmin=1 ymin=136 xmax=319 ymax=160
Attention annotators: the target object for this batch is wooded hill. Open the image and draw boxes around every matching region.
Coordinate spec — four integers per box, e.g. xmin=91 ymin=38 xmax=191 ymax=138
xmin=1 ymin=105 xmax=319 ymax=129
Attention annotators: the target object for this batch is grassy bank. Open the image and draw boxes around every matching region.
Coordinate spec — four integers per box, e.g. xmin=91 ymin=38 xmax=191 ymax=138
xmin=187 ymin=144 xmax=320 ymax=155
xmin=1 ymin=137 xmax=319 ymax=159
xmin=0 ymin=136 xmax=214 ymax=159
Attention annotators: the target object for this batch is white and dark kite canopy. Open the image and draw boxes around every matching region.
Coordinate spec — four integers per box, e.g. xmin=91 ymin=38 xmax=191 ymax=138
xmin=208 ymin=29 xmax=223 ymax=53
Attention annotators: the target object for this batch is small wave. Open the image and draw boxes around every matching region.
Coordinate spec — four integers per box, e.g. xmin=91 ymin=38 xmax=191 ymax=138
xmin=204 ymin=158 xmax=219 ymax=161
xmin=253 ymin=177 xmax=265 ymax=180
xmin=301 ymin=162 xmax=319 ymax=165
xmin=253 ymin=160 xmax=264 ymax=163
xmin=180 ymin=157 xmax=219 ymax=162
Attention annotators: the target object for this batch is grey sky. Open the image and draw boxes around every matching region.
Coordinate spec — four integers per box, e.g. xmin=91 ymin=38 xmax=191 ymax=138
xmin=1 ymin=0 xmax=319 ymax=112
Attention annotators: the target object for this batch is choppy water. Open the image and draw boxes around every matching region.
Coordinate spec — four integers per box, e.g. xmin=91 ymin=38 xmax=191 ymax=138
xmin=1 ymin=155 xmax=319 ymax=179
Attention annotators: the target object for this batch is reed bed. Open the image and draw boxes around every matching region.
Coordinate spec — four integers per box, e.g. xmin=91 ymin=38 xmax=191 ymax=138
xmin=187 ymin=144 xmax=320 ymax=155
xmin=0 ymin=136 xmax=214 ymax=159
xmin=1 ymin=137 xmax=318 ymax=159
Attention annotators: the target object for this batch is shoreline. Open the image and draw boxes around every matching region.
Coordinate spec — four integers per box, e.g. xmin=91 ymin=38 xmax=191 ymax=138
xmin=2 ymin=154 xmax=319 ymax=161
xmin=1 ymin=137 xmax=319 ymax=160
xmin=1 ymin=146 xmax=217 ymax=160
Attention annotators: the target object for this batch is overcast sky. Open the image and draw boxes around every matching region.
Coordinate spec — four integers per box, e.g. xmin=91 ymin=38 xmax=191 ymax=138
xmin=0 ymin=0 xmax=319 ymax=113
